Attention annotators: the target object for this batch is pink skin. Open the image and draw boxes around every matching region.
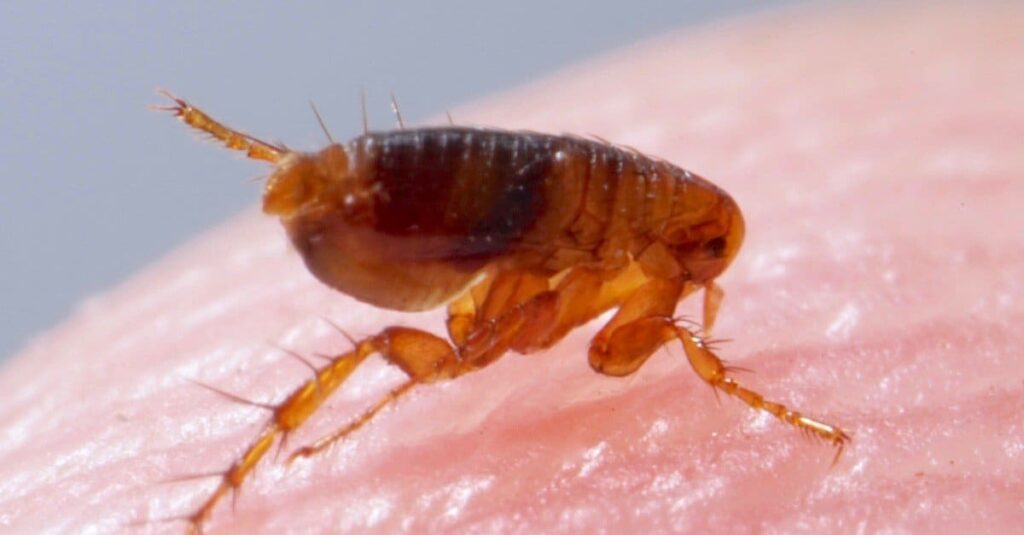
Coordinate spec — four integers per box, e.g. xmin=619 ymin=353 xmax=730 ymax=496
xmin=1 ymin=2 xmax=1022 ymax=533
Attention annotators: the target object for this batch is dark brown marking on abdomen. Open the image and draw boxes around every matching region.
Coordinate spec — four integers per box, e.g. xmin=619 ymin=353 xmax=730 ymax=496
xmin=356 ymin=128 xmax=553 ymax=263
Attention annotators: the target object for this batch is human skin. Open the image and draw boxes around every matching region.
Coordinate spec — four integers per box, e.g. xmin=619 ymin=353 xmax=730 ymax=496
xmin=1 ymin=1 xmax=1022 ymax=533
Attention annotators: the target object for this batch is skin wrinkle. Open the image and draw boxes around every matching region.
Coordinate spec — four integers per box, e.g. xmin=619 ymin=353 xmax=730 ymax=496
xmin=1 ymin=1 xmax=1022 ymax=533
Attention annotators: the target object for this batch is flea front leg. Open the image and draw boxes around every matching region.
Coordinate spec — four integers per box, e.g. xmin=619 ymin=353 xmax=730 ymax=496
xmin=587 ymin=276 xmax=849 ymax=453
xmin=675 ymin=327 xmax=850 ymax=454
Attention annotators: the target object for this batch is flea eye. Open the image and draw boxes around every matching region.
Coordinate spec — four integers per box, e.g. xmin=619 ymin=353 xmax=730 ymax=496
xmin=706 ymin=237 xmax=727 ymax=258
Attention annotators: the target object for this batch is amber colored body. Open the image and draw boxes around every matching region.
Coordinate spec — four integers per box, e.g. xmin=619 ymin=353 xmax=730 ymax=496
xmin=274 ymin=128 xmax=744 ymax=313
xmin=157 ymin=93 xmax=847 ymax=533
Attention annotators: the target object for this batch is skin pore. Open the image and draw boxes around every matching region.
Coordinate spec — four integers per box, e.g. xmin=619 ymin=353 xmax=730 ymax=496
xmin=0 ymin=2 xmax=1021 ymax=533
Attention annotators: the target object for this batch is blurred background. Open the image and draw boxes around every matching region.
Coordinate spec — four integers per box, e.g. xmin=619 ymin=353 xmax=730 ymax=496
xmin=0 ymin=1 xmax=796 ymax=360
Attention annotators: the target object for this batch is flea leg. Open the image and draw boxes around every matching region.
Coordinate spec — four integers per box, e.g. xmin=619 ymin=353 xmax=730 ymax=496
xmin=288 ymin=379 xmax=417 ymax=460
xmin=185 ymin=268 xmax=605 ymax=530
xmin=284 ymin=326 xmax=467 ymax=462
xmin=184 ymin=338 xmax=379 ymax=531
xmin=294 ymin=267 xmax=608 ymax=463
xmin=676 ymin=327 xmax=850 ymax=454
xmin=185 ymin=323 xmax=475 ymax=532
xmin=588 ymin=277 xmax=685 ymax=377
xmin=183 ymin=270 xmax=739 ymax=532
xmin=587 ymin=277 xmax=849 ymax=452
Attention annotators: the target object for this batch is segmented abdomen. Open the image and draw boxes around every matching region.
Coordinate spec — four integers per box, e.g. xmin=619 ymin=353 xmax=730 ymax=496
xmin=351 ymin=127 xmax=730 ymax=275
xmin=528 ymin=134 xmax=733 ymax=276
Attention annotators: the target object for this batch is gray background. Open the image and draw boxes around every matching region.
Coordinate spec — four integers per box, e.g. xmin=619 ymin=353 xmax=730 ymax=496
xmin=0 ymin=1 xmax=794 ymax=360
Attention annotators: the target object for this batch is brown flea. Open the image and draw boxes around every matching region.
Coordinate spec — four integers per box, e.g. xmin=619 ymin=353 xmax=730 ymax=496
xmin=157 ymin=91 xmax=849 ymax=532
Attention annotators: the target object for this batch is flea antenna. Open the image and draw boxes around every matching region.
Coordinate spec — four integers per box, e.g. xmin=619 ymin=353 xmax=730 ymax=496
xmin=309 ymin=100 xmax=334 ymax=143
xmin=153 ymin=89 xmax=286 ymax=164
xmin=390 ymin=92 xmax=405 ymax=129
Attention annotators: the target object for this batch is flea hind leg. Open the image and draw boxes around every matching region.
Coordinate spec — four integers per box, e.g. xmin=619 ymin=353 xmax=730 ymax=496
xmin=587 ymin=277 xmax=849 ymax=452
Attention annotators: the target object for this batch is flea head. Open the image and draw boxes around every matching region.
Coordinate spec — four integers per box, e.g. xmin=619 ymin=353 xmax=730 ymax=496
xmin=269 ymin=142 xmax=478 ymax=312
xmin=263 ymin=144 xmax=351 ymax=217
xmin=677 ymin=194 xmax=745 ymax=284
